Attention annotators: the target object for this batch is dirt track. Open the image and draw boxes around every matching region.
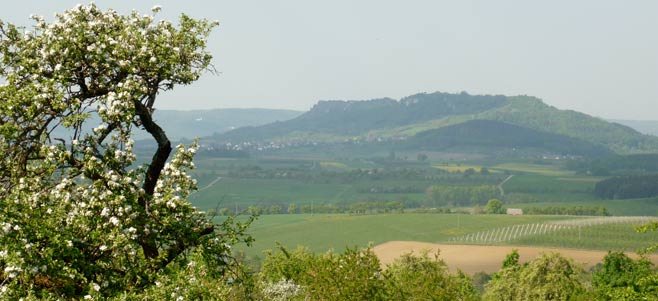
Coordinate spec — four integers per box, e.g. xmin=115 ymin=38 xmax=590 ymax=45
xmin=373 ymin=241 xmax=658 ymax=274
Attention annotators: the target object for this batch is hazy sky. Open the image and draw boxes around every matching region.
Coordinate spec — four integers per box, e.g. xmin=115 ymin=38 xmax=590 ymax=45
xmin=3 ymin=1 xmax=657 ymax=119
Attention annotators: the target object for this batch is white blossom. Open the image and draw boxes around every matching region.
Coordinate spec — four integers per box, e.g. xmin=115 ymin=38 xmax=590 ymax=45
xmin=2 ymin=223 xmax=11 ymax=233
xmin=0 ymin=4 xmax=221 ymax=297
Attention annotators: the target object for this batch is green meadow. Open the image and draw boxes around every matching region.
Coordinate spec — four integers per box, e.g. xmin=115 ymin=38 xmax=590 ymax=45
xmin=237 ymin=213 xmax=571 ymax=258
xmin=188 ymin=155 xmax=658 ymax=262
xmin=234 ymin=213 xmax=658 ymax=262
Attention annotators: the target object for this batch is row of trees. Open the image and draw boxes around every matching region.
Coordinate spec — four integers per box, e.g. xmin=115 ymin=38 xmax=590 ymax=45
xmin=224 ymin=166 xmax=504 ymax=185
xmin=522 ymin=206 xmax=610 ymax=216
xmin=208 ymin=201 xmax=408 ymax=216
xmin=208 ymin=201 xmax=612 ymax=217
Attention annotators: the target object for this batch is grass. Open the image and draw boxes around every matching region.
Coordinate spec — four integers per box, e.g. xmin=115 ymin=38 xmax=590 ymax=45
xmin=184 ymin=155 xmax=658 ymax=259
xmin=189 ymin=178 xmax=355 ymax=208
xmin=238 ymin=213 xmax=569 ymax=258
xmin=189 ymin=176 xmax=433 ymax=210
xmin=235 ymin=213 xmax=658 ymax=264
xmin=501 ymin=174 xmax=602 ymax=203
xmin=513 ymin=198 xmax=658 ymax=216
xmin=503 ymin=175 xmax=599 ymax=194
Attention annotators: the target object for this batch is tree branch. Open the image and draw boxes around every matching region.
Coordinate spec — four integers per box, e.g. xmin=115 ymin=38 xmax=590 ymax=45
xmin=132 ymin=95 xmax=171 ymax=259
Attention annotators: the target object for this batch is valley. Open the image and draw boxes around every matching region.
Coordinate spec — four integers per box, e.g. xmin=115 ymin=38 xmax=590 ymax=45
xmin=156 ymin=91 xmax=658 ymax=271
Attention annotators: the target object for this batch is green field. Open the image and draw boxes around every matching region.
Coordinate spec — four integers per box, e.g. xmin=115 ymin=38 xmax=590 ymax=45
xmin=503 ymin=175 xmax=599 ymax=194
xmin=189 ymin=177 xmax=431 ymax=210
xmin=238 ymin=213 xmax=571 ymax=258
xmin=234 ymin=213 xmax=658 ymax=264
xmin=187 ymin=156 xmax=511 ymax=211
xmin=501 ymin=174 xmax=602 ymax=203
xmin=513 ymin=198 xmax=658 ymax=216
xmin=185 ymin=154 xmax=658 ymax=263
xmin=190 ymin=178 xmax=356 ymax=207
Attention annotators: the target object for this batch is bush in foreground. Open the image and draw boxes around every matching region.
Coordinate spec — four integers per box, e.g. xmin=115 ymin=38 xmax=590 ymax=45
xmin=484 ymin=252 xmax=587 ymax=300
xmin=259 ymin=246 xmax=479 ymax=300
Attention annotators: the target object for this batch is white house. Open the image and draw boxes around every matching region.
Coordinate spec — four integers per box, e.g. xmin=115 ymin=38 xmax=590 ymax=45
xmin=506 ymin=208 xmax=523 ymax=215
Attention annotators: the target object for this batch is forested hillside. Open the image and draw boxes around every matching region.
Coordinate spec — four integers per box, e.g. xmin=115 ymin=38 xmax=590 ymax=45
xmin=478 ymin=96 xmax=658 ymax=153
xmin=221 ymin=92 xmax=507 ymax=139
xmin=213 ymin=92 xmax=658 ymax=155
xmin=407 ymin=119 xmax=614 ymax=157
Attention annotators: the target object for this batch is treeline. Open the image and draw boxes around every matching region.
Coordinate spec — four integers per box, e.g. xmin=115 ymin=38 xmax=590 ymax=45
xmin=225 ymin=166 xmax=504 ymax=185
xmin=523 ymin=206 xmax=610 ymax=216
xmin=208 ymin=204 xmax=342 ymax=216
xmin=356 ymin=185 xmax=424 ymax=194
xmin=594 ymin=174 xmax=658 ymax=199
xmin=208 ymin=200 xmax=611 ymax=217
xmin=348 ymin=201 xmax=405 ymax=214
xmin=408 ymin=119 xmax=613 ymax=157
xmin=426 ymin=185 xmax=499 ymax=206
xmin=208 ymin=201 xmax=407 ymax=216
xmin=209 ymin=200 xmax=482 ymax=216
xmin=207 ymin=185 xmax=502 ymax=215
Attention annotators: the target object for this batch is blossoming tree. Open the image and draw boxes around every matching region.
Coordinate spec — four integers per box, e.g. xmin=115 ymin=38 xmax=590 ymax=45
xmin=0 ymin=4 xmax=251 ymax=299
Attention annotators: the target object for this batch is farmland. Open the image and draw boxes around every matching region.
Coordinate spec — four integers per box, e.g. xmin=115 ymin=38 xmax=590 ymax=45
xmin=236 ymin=213 xmax=658 ymax=263
xmin=373 ymin=241 xmax=658 ymax=274
xmin=184 ymin=155 xmax=622 ymax=212
xmin=238 ymin=213 xmax=568 ymax=258
xmin=187 ymin=156 xmax=508 ymax=211
xmin=187 ymin=153 xmax=658 ymax=268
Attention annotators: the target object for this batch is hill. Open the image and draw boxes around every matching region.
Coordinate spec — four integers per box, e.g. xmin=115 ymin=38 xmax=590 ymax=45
xmin=406 ymin=119 xmax=614 ymax=157
xmin=220 ymin=92 xmax=507 ymax=140
xmin=213 ymin=92 xmax=658 ymax=155
xmin=477 ymin=97 xmax=657 ymax=154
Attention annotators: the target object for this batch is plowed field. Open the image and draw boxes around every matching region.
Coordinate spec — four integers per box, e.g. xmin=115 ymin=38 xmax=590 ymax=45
xmin=373 ymin=241 xmax=658 ymax=274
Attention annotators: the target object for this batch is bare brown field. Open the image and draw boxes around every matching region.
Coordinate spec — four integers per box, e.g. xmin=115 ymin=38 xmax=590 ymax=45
xmin=373 ymin=241 xmax=658 ymax=274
